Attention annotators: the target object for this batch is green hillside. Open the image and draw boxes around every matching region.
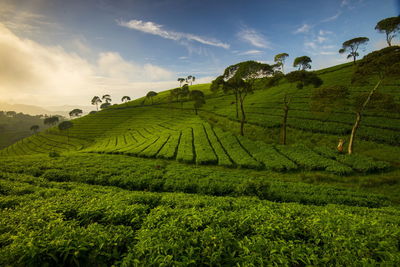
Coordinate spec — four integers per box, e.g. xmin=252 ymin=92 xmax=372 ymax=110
xmin=1 ymin=60 xmax=400 ymax=265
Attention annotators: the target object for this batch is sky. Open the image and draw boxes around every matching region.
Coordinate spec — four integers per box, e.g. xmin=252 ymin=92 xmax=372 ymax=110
xmin=0 ymin=0 xmax=399 ymax=108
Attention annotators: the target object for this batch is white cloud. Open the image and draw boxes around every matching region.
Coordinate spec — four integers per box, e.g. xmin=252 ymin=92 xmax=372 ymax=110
xmin=118 ymin=19 xmax=229 ymax=49
xmin=304 ymin=41 xmax=317 ymax=49
xmin=238 ymin=50 xmax=263 ymax=56
xmin=237 ymin=28 xmax=271 ymax=49
xmin=317 ymin=36 xmax=327 ymax=43
xmin=0 ymin=23 xmax=181 ymax=106
xmin=294 ymin=24 xmax=312 ymax=34
xmin=319 ymin=30 xmax=333 ymax=35
xmin=340 ymin=0 xmax=349 ymax=7
xmin=321 ymin=11 xmax=341 ymax=22
xmin=320 ymin=51 xmax=337 ymax=55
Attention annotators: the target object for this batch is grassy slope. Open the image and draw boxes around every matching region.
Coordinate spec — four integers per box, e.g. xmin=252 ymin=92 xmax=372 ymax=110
xmin=1 ymin=61 xmax=400 ymax=265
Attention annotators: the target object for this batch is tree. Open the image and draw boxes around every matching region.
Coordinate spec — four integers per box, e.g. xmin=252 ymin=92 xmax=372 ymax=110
xmin=121 ymin=96 xmax=131 ymax=103
xmin=69 ymin=109 xmax=83 ymax=118
xmin=89 ymin=111 xmax=97 ymax=115
xmin=146 ymin=91 xmax=158 ymax=104
xmin=375 ymin=16 xmax=400 ymax=47
xmin=100 ymin=103 xmax=111 ymax=109
xmin=91 ymin=96 xmax=102 ymax=111
xmin=282 ymin=71 xmax=323 ymax=144
xmin=338 ymin=37 xmax=369 ymax=63
xmin=177 ymin=78 xmax=186 ymax=87
xmin=293 ymin=56 xmax=312 ymax=70
xmin=186 ymin=75 xmax=196 ymax=85
xmin=211 ymin=61 xmax=274 ymax=136
xmin=274 ymin=53 xmax=289 ymax=74
xmin=58 ymin=121 xmax=73 ymax=143
xmin=189 ymin=90 xmax=205 ymax=115
xmin=30 ymin=125 xmax=39 ymax=134
xmin=43 ymin=116 xmax=59 ymax=126
xmin=102 ymin=94 xmax=111 ymax=104
xmin=311 ymin=46 xmax=400 ymax=154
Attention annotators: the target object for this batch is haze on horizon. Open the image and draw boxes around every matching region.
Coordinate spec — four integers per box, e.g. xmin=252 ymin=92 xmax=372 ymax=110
xmin=0 ymin=0 xmax=399 ymax=108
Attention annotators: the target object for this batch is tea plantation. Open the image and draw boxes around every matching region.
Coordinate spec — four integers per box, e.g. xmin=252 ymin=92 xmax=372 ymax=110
xmin=1 ymin=61 xmax=400 ymax=265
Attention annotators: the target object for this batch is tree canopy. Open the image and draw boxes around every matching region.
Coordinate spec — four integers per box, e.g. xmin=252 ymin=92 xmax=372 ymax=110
xmin=43 ymin=116 xmax=59 ymax=126
xmin=69 ymin=109 xmax=83 ymax=118
xmin=100 ymin=103 xmax=111 ymax=109
xmin=121 ymin=96 xmax=131 ymax=103
xmin=102 ymin=94 xmax=111 ymax=104
xmin=375 ymin=16 xmax=400 ymax=46
xmin=339 ymin=37 xmax=369 ymax=63
xmin=293 ymin=56 xmax=312 ymax=70
xmin=274 ymin=53 xmax=289 ymax=73
xmin=91 ymin=96 xmax=102 ymax=111
xmin=58 ymin=121 xmax=73 ymax=131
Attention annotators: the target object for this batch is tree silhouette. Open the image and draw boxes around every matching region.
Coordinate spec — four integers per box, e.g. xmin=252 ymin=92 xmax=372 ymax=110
xmin=91 ymin=96 xmax=102 ymax=111
xmin=58 ymin=121 xmax=73 ymax=143
xmin=177 ymin=78 xmax=186 ymax=87
xmin=186 ymin=75 xmax=196 ymax=85
xmin=189 ymin=90 xmax=205 ymax=115
xmin=146 ymin=91 xmax=158 ymax=104
xmin=6 ymin=111 xmax=16 ymax=117
xmin=274 ymin=53 xmax=289 ymax=74
xmin=102 ymin=94 xmax=111 ymax=104
xmin=375 ymin=16 xmax=400 ymax=47
xmin=339 ymin=37 xmax=369 ymax=63
xmin=121 ymin=96 xmax=131 ymax=103
xmin=30 ymin=125 xmax=39 ymax=134
xmin=293 ymin=56 xmax=312 ymax=70
xmin=69 ymin=109 xmax=83 ymax=118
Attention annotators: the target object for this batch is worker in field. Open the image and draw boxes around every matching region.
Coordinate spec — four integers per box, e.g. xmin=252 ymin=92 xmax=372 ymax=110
xmin=337 ymin=138 xmax=345 ymax=153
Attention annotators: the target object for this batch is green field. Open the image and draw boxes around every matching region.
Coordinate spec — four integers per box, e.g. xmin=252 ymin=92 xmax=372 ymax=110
xmin=1 ymin=61 xmax=400 ymax=265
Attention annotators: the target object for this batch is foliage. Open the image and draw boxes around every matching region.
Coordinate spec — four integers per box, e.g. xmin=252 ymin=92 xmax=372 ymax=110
xmin=338 ymin=37 xmax=369 ymax=63
xmin=375 ymin=16 xmax=400 ymax=46
xmin=69 ymin=108 xmax=83 ymax=118
xmin=293 ymin=56 xmax=312 ymax=70
xmin=100 ymin=103 xmax=111 ymax=109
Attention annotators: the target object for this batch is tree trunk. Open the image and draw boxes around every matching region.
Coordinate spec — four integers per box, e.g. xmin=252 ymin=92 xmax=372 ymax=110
xmin=348 ymin=112 xmax=361 ymax=155
xmin=347 ymin=79 xmax=382 ymax=154
xmin=239 ymin=94 xmax=246 ymax=136
xmin=96 ymin=103 xmax=98 ymax=111
xmin=195 ymin=108 xmax=198 ymax=115
xmin=235 ymin=92 xmax=239 ymax=119
xmin=387 ymin=33 xmax=391 ymax=47
xmin=281 ymin=106 xmax=289 ymax=145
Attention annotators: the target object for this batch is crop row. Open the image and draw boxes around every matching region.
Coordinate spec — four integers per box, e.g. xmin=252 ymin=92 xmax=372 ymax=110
xmin=0 ymin=164 xmax=398 ymax=266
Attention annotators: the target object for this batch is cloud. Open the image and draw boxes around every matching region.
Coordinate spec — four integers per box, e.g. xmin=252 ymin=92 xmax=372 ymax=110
xmin=294 ymin=24 xmax=312 ymax=34
xmin=0 ymin=23 xmax=180 ymax=106
xmin=118 ymin=19 xmax=229 ymax=49
xmin=237 ymin=28 xmax=271 ymax=49
xmin=238 ymin=50 xmax=263 ymax=56
xmin=320 ymin=51 xmax=337 ymax=55
xmin=321 ymin=11 xmax=341 ymax=22
xmin=317 ymin=36 xmax=327 ymax=43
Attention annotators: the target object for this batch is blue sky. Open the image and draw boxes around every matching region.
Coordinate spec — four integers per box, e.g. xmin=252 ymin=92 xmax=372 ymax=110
xmin=0 ymin=0 xmax=399 ymax=106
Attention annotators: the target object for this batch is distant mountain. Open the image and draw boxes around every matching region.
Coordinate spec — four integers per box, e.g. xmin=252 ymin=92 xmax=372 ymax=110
xmin=0 ymin=102 xmax=93 ymax=117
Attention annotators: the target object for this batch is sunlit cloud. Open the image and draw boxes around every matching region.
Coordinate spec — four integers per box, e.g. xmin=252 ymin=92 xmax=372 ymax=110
xmin=238 ymin=50 xmax=263 ymax=55
xmin=117 ymin=19 xmax=230 ymax=49
xmin=0 ymin=23 xmax=182 ymax=106
xmin=321 ymin=11 xmax=341 ymax=22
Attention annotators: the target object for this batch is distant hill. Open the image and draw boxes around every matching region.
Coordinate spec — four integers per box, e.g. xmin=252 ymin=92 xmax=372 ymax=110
xmin=0 ymin=102 xmax=92 ymax=117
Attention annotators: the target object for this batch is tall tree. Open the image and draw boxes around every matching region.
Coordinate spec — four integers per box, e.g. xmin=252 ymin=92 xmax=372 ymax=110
xmin=274 ymin=53 xmax=289 ymax=74
xmin=121 ymin=96 xmax=131 ymax=103
xmin=91 ymin=96 xmax=102 ymax=111
xmin=102 ymin=94 xmax=111 ymax=104
xmin=189 ymin=90 xmax=205 ymax=115
xmin=30 ymin=125 xmax=39 ymax=134
xmin=146 ymin=91 xmax=158 ymax=104
xmin=69 ymin=109 xmax=83 ymax=118
xmin=58 ymin=121 xmax=73 ymax=143
xmin=338 ymin=37 xmax=369 ymax=63
xmin=282 ymin=71 xmax=323 ymax=144
xmin=293 ymin=56 xmax=312 ymax=70
xmin=311 ymin=46 xmax=400 ymax=154
xmin=177 ymin=78 xmax=186 ymax=87
xmin=375 ymin=16 xmax=400 ymax=47
xmin=211 ymin=61 xmax=274 ymax=136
